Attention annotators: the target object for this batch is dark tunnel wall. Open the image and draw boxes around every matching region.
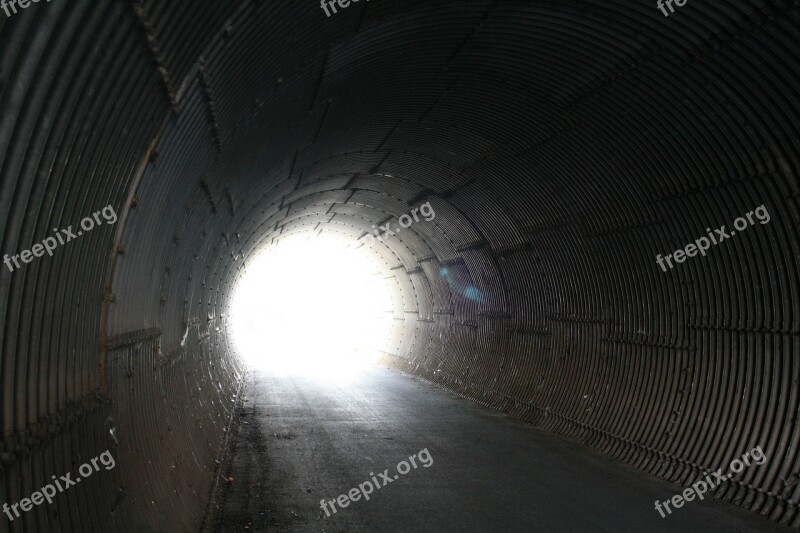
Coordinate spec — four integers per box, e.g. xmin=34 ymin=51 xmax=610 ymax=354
xmin=1 ymin=0 xmax=799 ymax=530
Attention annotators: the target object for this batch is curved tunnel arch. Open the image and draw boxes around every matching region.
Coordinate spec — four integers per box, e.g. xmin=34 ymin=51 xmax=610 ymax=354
xmin=0 ymin=0 xmax=798 ymax=530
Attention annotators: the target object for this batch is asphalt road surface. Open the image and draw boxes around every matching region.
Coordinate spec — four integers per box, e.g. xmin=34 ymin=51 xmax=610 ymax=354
xmin=217 ymin=366 xmax=789 ymax=532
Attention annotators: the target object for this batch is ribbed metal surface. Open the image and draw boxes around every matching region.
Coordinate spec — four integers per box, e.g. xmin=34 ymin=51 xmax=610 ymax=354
xmin=0 ymin=0 xmax=799 ymax=530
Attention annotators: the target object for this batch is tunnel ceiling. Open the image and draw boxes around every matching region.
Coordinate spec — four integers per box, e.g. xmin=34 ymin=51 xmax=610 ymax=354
xmin=1 ymin=0 xmax=799 ymax=530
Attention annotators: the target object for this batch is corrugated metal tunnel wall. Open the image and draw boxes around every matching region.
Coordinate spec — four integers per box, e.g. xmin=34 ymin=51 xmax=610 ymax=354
xmin=1 ymin=0 xmax=799 ymax=530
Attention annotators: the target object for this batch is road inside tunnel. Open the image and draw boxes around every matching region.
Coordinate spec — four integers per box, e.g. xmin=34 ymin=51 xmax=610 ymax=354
xmin=215 ymin=367 xmax=789 ymax=533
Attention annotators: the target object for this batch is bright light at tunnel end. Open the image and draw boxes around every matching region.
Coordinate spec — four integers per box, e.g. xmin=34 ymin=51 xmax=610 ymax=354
xmin=231 ymin=233 xmax=393 ymax=380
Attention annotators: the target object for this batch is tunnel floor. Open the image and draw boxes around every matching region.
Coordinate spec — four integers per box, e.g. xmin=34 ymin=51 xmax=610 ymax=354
xmin=215 ymin=367 xmax=789 ymax=532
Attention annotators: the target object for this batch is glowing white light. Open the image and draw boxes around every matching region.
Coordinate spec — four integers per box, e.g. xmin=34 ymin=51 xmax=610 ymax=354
xmin=230 ymin=233 xmax=393 ymax=379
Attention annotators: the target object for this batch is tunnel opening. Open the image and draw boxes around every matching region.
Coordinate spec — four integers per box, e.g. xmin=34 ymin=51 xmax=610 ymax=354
xmin=230 ymin=232 xmax=394 ymax=379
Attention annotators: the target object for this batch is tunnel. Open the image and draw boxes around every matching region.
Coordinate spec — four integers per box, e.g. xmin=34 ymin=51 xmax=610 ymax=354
xmin=1 ymin=0 xmax=799 ymax=531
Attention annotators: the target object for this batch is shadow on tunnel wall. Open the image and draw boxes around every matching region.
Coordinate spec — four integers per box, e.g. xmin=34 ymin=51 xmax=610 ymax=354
xmin=0 ymin=0 xmax=799 ymax=530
